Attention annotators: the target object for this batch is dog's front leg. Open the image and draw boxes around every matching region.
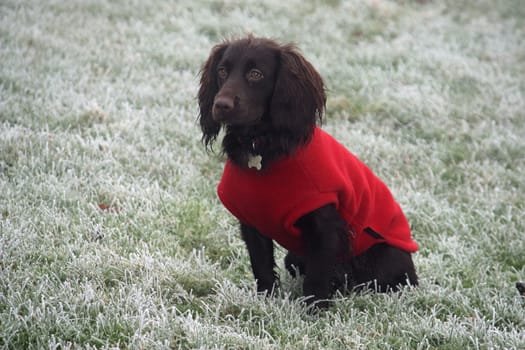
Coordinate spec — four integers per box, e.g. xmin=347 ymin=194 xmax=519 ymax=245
xmin=240 ymin=223 xmax=278 ymax=294
xmin=295 ymin=204 xmax=344 ymax=309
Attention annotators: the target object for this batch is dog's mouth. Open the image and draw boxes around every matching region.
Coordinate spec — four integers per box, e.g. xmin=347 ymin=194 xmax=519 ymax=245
xmin=223 ymin=117 xmax=262 ymax=127
xmin=212 ymin=109 xmax=263 ymax=126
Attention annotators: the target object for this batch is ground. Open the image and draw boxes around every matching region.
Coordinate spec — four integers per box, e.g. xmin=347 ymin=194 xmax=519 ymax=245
xmin=1 ymin=0 xmax=524 ymax=348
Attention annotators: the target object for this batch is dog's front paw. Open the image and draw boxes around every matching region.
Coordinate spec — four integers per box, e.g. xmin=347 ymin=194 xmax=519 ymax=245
xmin=256 ymin=279 xmax=279 ymax=296
xmin=302 ymin=296 xmax=331 ymax=314
xmin=303 ymin=277 xmax=331 ymax=310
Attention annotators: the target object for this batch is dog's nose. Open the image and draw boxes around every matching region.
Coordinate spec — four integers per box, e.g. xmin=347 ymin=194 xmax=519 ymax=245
xmin=213 ymin=96 xmax=234 ymax=112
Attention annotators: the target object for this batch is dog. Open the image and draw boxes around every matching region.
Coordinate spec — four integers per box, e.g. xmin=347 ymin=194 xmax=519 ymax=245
xmin=198 ymin=35 xmax=418 ymax=308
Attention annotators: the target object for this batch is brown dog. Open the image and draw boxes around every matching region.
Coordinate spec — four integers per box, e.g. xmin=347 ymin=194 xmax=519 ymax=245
xmin=198 ymin=36 xmax=418 ymax=308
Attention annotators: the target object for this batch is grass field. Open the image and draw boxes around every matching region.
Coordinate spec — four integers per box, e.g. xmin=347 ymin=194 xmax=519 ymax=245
xmin=1 ymin=0 xmax=524 ymax=348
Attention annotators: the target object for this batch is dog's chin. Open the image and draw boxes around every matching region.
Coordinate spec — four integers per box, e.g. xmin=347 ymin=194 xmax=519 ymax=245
xmin=213 ymin=114 xmax=263 ymax=127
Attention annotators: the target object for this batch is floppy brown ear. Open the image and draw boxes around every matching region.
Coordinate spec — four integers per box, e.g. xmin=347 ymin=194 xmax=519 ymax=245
xmin=270 ymin=44 xmax=326 ymax=146
xmin=198 ymin=42 xmax=229 ymax=148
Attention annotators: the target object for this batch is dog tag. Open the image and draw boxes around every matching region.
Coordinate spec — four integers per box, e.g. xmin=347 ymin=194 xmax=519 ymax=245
xmin=248 ymin=154 xmax=262 ymax=170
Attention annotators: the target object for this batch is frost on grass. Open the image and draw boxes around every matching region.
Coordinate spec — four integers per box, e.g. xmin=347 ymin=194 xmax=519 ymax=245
xmin=1 ymin=0 xmax=525 ymax=349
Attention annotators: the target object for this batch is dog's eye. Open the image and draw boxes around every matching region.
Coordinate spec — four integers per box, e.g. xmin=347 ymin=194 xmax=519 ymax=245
xmin=247 ymin=69 xmax=263 ymax=81
xmin=217 ymin=67 xmax=228 ymax=79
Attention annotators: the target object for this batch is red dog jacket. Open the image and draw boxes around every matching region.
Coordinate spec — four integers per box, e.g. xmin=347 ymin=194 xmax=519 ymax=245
xmin=217 ymin=127 xmax=418 ymax=257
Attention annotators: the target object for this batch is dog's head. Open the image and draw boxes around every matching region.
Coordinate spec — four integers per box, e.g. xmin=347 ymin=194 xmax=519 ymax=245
xmin=198 ymin=36 xmax=326 ymax=152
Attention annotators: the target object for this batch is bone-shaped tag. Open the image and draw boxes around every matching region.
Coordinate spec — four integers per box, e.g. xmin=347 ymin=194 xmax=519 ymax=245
xmin=248 ymin=154 xmax=262 ymax=170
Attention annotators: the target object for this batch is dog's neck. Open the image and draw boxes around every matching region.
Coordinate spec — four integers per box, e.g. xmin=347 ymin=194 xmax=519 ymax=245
xmin=222 ymin=123 xmax=315 ymax=171
xmin=238 ymin=134 xmax=266 ymax=154
xmin=223 ymin=128 xmax=270 ymax=170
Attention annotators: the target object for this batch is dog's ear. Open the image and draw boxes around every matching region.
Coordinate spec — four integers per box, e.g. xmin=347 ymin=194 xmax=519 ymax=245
xmin=270 ymin=45 xmax=326 ymax=146
xmin=198 ymin=42 xmax=229 ymax=148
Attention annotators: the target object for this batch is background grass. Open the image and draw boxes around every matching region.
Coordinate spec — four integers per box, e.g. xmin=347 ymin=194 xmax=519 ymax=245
xmin=1 ymin=0 xmax=524 ymax=349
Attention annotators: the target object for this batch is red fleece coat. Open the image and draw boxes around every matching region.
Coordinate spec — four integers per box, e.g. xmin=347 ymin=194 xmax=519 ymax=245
xmin=217 ymin=127 xmax=418 ymax=257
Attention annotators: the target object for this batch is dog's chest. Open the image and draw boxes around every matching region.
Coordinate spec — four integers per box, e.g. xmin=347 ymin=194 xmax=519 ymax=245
xmin=216 ymin=155 xmax=330 ymax=253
